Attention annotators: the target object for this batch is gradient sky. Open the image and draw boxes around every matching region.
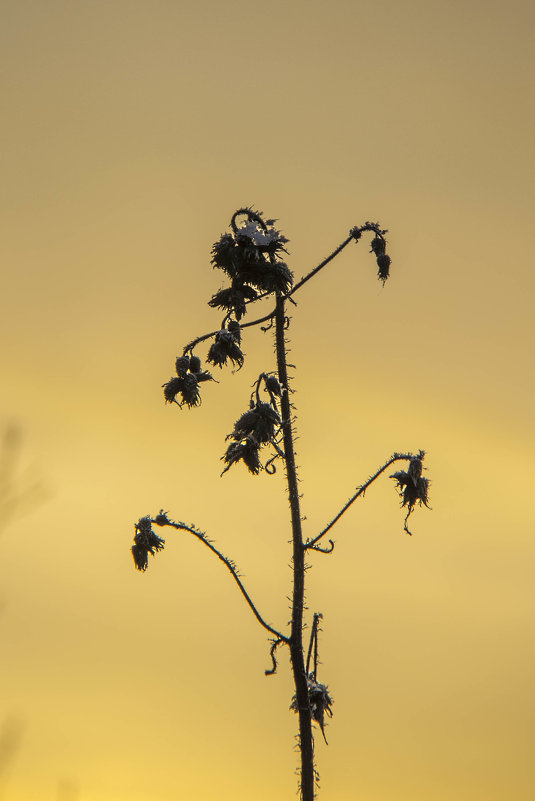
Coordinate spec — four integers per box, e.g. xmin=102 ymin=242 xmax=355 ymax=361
xmin=1 ymin=1 xmax=534 ymax=799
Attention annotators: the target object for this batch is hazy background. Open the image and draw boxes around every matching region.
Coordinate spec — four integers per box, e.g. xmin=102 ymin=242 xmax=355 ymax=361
xmin=2 ymin=0 xmax=534 ymax=799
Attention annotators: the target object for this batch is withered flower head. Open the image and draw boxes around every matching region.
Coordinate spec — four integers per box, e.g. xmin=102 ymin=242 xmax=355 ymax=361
xmin=222 ymin=436 xmax=261 ymax=475
xmin=162 ymin=373 xmax=204 ymax=407
xmin=230 ymin=402 xmax=280 ymax=444
xmin=290 ymin=677 xmax=333 ymax=744
xmin=208 ymin=285 xmax=258 ymax=321
xmin=391 ymin=470 xmax=430 ymax=511
xmin=207 ymin=328 xmax=244 ymax=369
xmin=131 ymin=516 xmax=165 ymax=572
xmin=163 ymin=376 xmax=183 ymax=404
xmin=376 ymin=253 xmax=391 ymax=282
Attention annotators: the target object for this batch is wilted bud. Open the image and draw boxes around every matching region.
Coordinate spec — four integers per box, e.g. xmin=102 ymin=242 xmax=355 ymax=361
xmin=175 ymin=355 xmax=190 ymax=376
xmin=376 ymin=253 xmax=391 ymax=282
xmin=264 ymin=375 xmax=282 ymax=396
xmin=189 ymin=355 xmax=202 ymax=373
xmin=370 ymin=236 xmax=386 ymax=256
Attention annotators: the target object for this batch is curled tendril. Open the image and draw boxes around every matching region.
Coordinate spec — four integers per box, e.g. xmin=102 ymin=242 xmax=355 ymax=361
xmin=308 ymin=539 xmax=335 ymax=555
xmin=230 ymin=207 xmax=268 ymax=236
xmin=265 ymin=638 xmax=286 ymax=676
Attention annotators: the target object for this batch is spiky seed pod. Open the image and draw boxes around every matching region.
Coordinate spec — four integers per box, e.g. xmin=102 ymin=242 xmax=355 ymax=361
xmin=131 ymin=516 xmax=165 ymax=571
xmin=222 ymin=437 xmax=261 ymax=475
xmin=163 ymin=376 xmax=183 ymax=404
xmin=376 ymin=253 xmax=391 ymax=282
xmin=350 ymin=226 xmax=362 ymax=241
xmin=207 ymin=329 xmax=244 ymax=368
xmin=175 ymin=355 xmax=190 ymax=376
xmin=189 ymin=355 xmax=202 ymax=373
xmin=264 ymin=375 xmax=282 ymax=396
xmin=370 ymin=236 xmax=386 ymax=256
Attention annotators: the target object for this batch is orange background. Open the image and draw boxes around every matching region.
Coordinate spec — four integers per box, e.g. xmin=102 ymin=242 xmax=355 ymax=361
xmin=1 ymin=1 xmax=534 ymax=799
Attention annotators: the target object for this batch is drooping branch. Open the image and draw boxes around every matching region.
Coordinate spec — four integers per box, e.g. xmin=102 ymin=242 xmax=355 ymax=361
xmin=305 ymin=451 xmax=424 ymax=550
xmin=134 ymin=513 xmax=289 ymax=643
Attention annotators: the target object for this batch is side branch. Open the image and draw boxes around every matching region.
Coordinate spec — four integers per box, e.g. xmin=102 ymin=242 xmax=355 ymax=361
xmin=136 ymin=514 xmax=289 ymax=643
xmin=304 ymin=452 xmax=419 ymax=550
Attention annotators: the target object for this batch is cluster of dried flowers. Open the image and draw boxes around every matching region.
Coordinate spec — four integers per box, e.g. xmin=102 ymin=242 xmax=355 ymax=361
xmin=162 ymin=209 xmax=292 ymax=410
xmin=222 ymin=373 xmax=282 ymax=475
xmin=209 ymin=212 xmax=293 ymax=320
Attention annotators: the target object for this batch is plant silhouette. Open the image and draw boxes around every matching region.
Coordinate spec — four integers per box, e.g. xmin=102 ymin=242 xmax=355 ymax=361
xmin=130 ymin=207 xmax=430 ymax=799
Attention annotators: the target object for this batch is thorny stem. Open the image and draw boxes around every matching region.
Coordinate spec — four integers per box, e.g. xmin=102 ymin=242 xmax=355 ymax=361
xmin=155 ymin=518 xmax=289 ymax=643
xmin=305 ymin=452 xmax=420 ymax=551
xmin=274 ymin=294 xmax=315 ymax=801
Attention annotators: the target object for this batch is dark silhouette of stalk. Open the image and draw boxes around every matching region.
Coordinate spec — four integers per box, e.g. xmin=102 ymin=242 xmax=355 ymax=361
xmin=274 ymin=294 xmax=315 ymax=799
xmin=129 ymin=207 xmax=430 ymax=800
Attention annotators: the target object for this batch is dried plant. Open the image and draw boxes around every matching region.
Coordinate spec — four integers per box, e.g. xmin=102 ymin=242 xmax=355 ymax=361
xmin=129 ymin=207 xmax=430 ymax=799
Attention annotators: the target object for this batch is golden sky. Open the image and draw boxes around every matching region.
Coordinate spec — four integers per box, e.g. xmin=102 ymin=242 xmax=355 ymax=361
xmin=2 ymin=1 xmax=534 ymax=799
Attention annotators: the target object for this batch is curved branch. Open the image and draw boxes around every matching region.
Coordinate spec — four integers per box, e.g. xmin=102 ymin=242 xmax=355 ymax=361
xmin=304 ymin=452 xmax=418 ymax=550
xmin=153 ymin=516 xmax=289 ymax=643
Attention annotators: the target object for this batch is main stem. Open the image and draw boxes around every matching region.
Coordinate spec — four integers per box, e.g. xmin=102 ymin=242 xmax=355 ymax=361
xmin=274 ymin=295 xmax=315 ymax=800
